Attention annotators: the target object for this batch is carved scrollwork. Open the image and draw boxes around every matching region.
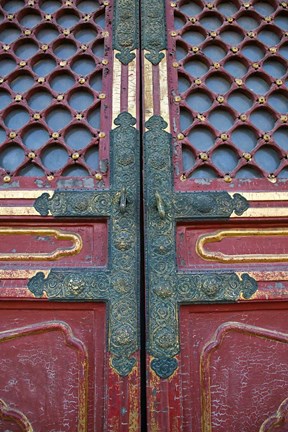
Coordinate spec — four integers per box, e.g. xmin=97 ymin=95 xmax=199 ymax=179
xmin=141 ymin=0 xmax=167 ymax=65
xmin=113 ymin=0 xmax=139 ymax=64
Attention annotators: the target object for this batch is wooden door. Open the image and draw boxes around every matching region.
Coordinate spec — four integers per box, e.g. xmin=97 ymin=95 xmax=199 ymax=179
xmin=0 ymin=0 xmax=141 ymax=430
xmin=142 ymin=1 xmax=288 ymax=431
xmin=1 ymin=1 xmax=288 ymax=431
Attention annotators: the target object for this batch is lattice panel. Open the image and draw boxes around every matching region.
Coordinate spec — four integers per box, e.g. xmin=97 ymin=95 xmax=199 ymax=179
xmin=171 ymin=0 xmax=288 ymax=181
xmin=0 ymin=0 xmax=109 ymax=182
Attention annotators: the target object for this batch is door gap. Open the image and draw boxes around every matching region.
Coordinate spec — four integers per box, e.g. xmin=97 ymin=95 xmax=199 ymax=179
xmin=139 ymin=11 xmax=148 ymax=432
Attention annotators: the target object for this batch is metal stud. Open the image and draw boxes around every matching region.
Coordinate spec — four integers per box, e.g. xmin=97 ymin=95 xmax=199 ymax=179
xmin=72 ymin=152 xmax=80 ymax=160
xmin=224 ymin=174 xmax=232 ymax=183
xmin=199 ymin=152 xmax=208 ymax=161
xmin=243 ymin=152 xmax=252 ymax=161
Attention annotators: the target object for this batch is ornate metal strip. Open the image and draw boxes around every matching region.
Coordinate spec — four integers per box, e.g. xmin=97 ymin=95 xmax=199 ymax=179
xmin=141 ymin=0 xmax=167 ymax=65
xmin=112 ymin=0 xmax=139 ymax=64
xmin=144 ymin=115 xmax=257 ymax=379
xmin=29 ymin=112 xmax=140 ymax=377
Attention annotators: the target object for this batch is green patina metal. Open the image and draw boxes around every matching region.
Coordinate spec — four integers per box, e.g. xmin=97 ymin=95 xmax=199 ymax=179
xmin=112 ymin=0 xmax=167 ymax=66
xmin=29 ymin=112 xmax=140 ymax=377
xmin=112 ymin=0 xmax=139 ymax=64
xmin=141 ymin=0 xmax=167 ymax=65
xmin=144 ymin=115 xmax=257 ymax=379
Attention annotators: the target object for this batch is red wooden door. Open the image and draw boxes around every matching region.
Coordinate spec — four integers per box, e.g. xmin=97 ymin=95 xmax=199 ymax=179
xmin=0 ymin=0 xmax=141 ymax=430
xmin=1 ymin=0 xmax=288 ymax=431
xmin=142 ymin=1 xmax=288 ymax=431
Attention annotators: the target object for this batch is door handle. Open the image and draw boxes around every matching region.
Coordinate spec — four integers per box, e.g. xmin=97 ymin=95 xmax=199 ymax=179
xmin=119 ymin=187 xmax=127 ymax=214
xmin=155 ymin=191 xmax=165 ymax=219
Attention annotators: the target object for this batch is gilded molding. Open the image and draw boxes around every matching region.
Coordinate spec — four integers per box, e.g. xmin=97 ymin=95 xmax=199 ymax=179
xmin=30 ymin=112 xmax=140 ymax=377
xmin=113 ymin=0 xmax=139 ymax=64
xmin=0 ymin=228 xmax=82 ymax=261
xmin=141 ymin=1 xmax=167 ymax=65
xmin=144 ymin=115 xmax=257 ymax=379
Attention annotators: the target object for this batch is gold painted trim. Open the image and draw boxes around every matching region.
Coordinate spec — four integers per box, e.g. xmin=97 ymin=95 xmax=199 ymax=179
xmin=0 ymin=269 xmax=50 ymax=279
xmin=232 ymin=207 xmax=288 ymax=218
xmin=237 ymin=271 xmax=288 ymax=282
xmin=0 ymin=207 xmax=41 ymax=216
xmin=236 ymin=192 xmax=288 ymax=201
xmin=0 ymin=190 xmax=52 ymax=199
xmin=144 ymin=51 xmax=153 ymax=124
xmin=197 ymin=228 xmax=288 ymax=263
xmin=0 ymin=228 xmax=82 ymax=261
xmin=128 ymin=50 xmax=137 ymax=119
xmin=159 ymin=51 xmax=170 ymax=132
xmin=112 ymin=51 xmax=122 ymax=128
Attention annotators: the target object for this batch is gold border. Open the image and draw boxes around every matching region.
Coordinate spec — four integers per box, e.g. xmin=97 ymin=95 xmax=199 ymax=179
xmin=197 ymin=228 xmax=288 ymax=263
xmin=232 ymin=208 xmax=288 ymax=218
xmin=0 ymin=228 xmax=82 ymax=261
xmin=159 ymin=51 xmax=170 ymax=131
xmin=0 ymin=190 xmax=52 ymax=199
xmin=238 ymin=192 xmax=288 ymax=201
xmin=0 ymin=269 xmax=50 ymax=279
xmin=144 ymin=51 xmax=153 ymax=124
xmin=128 ymin=50 xmax=137 ymax=119
xmin=112 ymin=51 xmax=122 ymax=128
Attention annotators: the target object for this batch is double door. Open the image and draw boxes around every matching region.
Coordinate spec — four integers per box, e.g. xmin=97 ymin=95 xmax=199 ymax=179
xmin=1 ymin=0 xmax=288 ymax=430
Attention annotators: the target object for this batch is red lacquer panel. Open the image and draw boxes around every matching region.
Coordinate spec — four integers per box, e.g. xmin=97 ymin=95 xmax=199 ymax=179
xmin=179 ymin=303 xmax=288 ymax=432
xmin=0 ymin=302 xmax=106 ymax=431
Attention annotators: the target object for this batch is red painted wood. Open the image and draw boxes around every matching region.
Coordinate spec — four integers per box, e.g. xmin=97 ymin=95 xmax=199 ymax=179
xmin=179 ymin=303 xmax=288 ymax=432
xmin=147 ymin=303 xmax=288 ymax=432
xmin=0 ymin=302 xmax=106 ymax=431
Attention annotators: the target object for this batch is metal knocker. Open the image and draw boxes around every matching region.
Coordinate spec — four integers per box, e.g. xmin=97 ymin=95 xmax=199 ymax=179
xmin=155 ymin=191 xmax=166 ymax=219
